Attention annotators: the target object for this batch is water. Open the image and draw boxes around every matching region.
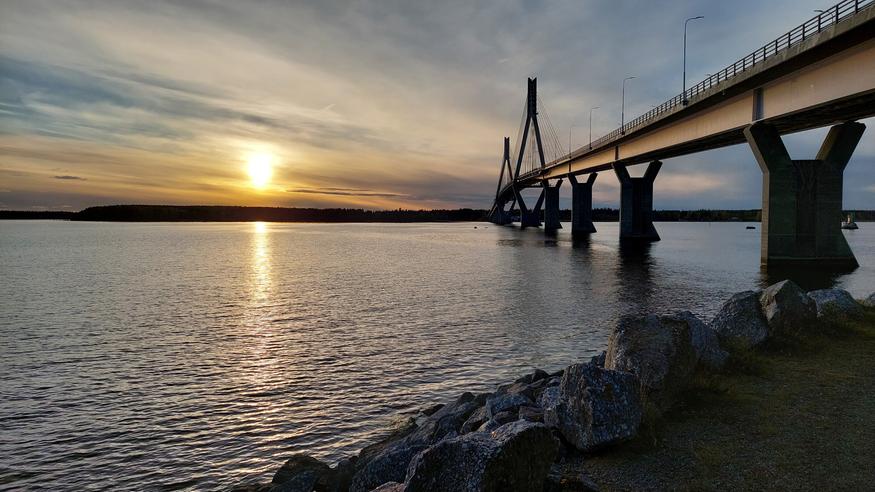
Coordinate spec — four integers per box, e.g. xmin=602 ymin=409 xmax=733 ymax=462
xmin=1 ymin=221 xmax=873 ymax=490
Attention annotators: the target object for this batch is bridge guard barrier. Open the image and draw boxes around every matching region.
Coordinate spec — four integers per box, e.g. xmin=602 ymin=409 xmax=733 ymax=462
xmin=744 ymin=121 xmax=864 ymax=268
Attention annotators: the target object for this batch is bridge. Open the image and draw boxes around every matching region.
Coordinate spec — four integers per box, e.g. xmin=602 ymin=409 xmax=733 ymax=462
xmin=489 ymin=0 xmax=875 ymax=268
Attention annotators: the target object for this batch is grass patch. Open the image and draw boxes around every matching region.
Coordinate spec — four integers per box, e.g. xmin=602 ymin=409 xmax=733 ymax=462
xmin=583 ymin=309 xmax=875 ymax=490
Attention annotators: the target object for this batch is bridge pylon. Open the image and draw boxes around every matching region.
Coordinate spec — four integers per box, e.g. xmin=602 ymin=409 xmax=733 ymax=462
xmin=745 ymin=121 xmax=864 ymax=268
xmin=488 ymin=137 xmax=515 ymax=225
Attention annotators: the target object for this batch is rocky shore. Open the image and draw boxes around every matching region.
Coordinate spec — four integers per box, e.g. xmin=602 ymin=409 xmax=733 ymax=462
xmin=233 ymin=281 xmax=875 ymax=492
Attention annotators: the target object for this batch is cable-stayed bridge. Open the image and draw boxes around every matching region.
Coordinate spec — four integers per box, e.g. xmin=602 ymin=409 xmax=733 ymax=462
xmin=489 ymin=0 xmax=875 ymax=268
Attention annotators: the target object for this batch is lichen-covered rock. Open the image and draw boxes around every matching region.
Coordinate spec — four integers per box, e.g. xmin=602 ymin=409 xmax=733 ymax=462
xmin=710 ymin=290 xmax=770 ymax=348
xmin=271 ymin=454 xmax=332 ymax=492
xmin=675 ymin=311 xmax=728 ymax=371
xmin=808 ymin=288 xmax=864 ymax=320
xmin=542 ymin=362 xmax=642 ymax=452
xmin=403 ymin=421 xmax=558 ymax=492
xmin=605 ymin=314 xmax=698 ymax=413
xmin=485 ymin=393 xmax=532 ymax=418
xmin=760 ymin=280 xmax=816 ymax=335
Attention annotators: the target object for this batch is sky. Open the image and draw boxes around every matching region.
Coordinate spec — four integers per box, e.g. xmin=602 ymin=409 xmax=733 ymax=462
xmin=1 ymin=0 xmax=873 ymax=211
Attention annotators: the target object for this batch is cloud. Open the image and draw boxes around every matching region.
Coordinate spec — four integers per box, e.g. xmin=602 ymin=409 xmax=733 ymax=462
xmin=54 ymin=175 xmax=86 ymax=180
xmin=0 ymin=0 xmax=873 ymax=210
xmin=287 ymin=187 xmax=408 ymax=198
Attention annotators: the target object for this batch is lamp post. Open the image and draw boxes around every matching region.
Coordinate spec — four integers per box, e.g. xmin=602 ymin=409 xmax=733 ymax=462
xmin=683 ymin=15 xmax=704 ymax=105
xmin=588 ymin=106 xmax=599 ymax=149
xmin=621 ymin=77 xmax=635 ymax=134
xmin=569 ymin=124 xmax=579 ymax=153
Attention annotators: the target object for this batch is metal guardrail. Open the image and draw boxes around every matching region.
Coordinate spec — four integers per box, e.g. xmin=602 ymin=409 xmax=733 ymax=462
xmin=546 ymin=0 xmax=874 ymax=168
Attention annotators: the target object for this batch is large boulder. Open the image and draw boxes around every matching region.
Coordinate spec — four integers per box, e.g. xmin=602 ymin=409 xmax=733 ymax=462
xmin=271 ymin=454 xmax=332 ymax=492
xmin=605 ymin=314 xmax=698 ymax=413
xmin=460 ymin=406 xmax=488 ymax=434
xmin=675 ymin=311 xmax=728 ymax=371
xmin=351 ymin=393 xmax=481 ymax=491
xmin=759 ymin=280 xmax=816 ymax=335
xmin=542 ymin=362 xmax=642 ymax=452
xmin=485 ymin=393 xmax=532 ymax=417
xmin=710 ymin=290 xmax=770 ymax=348
xmin=351 ymin=441 xmax=428 ymax=492
xmin=808 ymin=288 xmax=864 ymax=321
xmin=403 ymin=421 xmax=559 ymax=491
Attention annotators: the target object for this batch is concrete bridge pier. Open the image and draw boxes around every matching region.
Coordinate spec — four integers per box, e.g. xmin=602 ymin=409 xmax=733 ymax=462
xmin=569 ymin=173 xmax=598 ymax=236
xmin=514 ymin=187 xmax=545 ymax=229
xmin=613 ymin=161 xmax=661 ymax=242
xmin=543 ymin=180 xmax=563 ymax=232
xmin=744 ymin=121 xmax=864 ymax=268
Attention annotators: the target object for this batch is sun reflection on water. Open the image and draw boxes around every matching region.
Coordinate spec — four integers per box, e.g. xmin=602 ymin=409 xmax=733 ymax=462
xmin=250 ymin=222 xmax=272 ymax=306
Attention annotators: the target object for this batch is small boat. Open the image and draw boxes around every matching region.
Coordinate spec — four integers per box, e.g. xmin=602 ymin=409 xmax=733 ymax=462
xmin=746 ymin=226 xmax=756 ymax=230
xmin=841 ymin=213 xmax=858 ymax=230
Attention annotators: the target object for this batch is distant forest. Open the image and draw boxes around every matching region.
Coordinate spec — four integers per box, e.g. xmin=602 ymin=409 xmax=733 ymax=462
xmin=1 ymin=205 xmax=874 ymax=222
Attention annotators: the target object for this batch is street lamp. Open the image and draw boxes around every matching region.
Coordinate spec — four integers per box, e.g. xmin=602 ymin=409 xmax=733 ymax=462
xmin=621 ymin=76 xmax=635 ymax=134
xmin=588 ymin=106 xmax=599 ymax=149
xmin=683 ymin=15 xmax=704 ymax=105
xmin=569 ymin=124 xmax=579 ymax=153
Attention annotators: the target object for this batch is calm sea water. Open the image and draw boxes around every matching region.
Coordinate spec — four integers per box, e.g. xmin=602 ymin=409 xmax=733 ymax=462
xmin=1 ymin=221 xmax=873 ymax=490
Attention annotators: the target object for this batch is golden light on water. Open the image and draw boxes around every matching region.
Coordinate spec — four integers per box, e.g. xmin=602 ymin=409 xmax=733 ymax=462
xmin=247 ymin=153 xmax=273 ymax=189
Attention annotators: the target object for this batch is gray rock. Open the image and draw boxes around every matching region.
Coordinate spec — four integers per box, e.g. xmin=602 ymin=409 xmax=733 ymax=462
xmin=676 ymin=311 xmax=729 ymax=371
xmin=518 ymin=406 xmax=544 ymax=423
xmin=531 ymin=368 xmax=550 ymax=382
xmin=496 ymin=381 xmax=535 ymax=399
xmin=605 ymin=314 xmax=699 ymax=414
xmin=808 ymin=288 xmax=864 ymax=320
xmin=542 ymin=362 xmax=642 ymax=452
xmin=351 ymin=441 xmax=428 ymax=492
xmin=460 ymin=406 xmax=488 ymax=434
xmin=538 ymin=386 xmax=560 ymax=410
xmin=861 ymin=292 xmax=875 ymax=308
xmin=760 ymin=280 xmax=816 ymax=335
xmin=544 ymin=463 xmax=601 ymax=492
xmin=485 ymin=393 xmax=532 ymax=418
xmin=420 ymin=403 xmax=444 ymax=416
xmin=271 ymin=454 xmax=331 ymax=492
xmin=711 ymin=290 xmax=770 ymax=348
xmin=404 ymin=421 xmax=559 ymax=492
xmin=370 ymin=483 xmax=405 ymax=492
xmin=327 ymin=456 xmax=357 ymax=492
xmin=590 ymin=351 xmax=606 ymax=367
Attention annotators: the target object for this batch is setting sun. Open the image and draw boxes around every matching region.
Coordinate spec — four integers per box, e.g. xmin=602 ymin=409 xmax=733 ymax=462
xmin=247 ymin=153 xmax=273 ymax=188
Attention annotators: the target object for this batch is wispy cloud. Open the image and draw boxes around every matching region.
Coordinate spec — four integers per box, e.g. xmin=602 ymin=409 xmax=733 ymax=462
xmin=288 ymin=187 xmax=408 ymax=198
xmin=54 ymin=175 xmax=86 ymax=180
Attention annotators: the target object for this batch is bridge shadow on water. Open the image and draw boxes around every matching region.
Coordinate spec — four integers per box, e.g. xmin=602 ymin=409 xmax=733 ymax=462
xmin=760 ymin=265 xmax=857 ymax=292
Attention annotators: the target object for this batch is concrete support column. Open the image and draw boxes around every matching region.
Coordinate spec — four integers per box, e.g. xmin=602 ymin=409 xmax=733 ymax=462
xmin=515 ymin=187 xmax=545 ymax=229
xmin=612 ymin=161 xmax=661 ymax=242
xmin=543 ymin=180 xmax=563 ymax=232
xmin=744 ymin=121 xmax=864 ymax=268
xmin=569 ymin=173 xmax=598 ymax=235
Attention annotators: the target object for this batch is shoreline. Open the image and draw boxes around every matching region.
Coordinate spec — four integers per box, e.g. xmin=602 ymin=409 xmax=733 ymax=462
xmin=232 ymin=283 xmax=875 ymax=491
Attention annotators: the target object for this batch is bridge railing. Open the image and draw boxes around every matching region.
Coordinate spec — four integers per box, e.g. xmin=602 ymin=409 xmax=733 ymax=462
xmin=551 ymin=0 xmax=873 ymax=168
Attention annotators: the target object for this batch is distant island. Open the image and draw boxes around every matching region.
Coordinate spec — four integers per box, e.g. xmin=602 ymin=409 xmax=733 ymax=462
xmin=1 ymin=205 xmax=873 ymax=222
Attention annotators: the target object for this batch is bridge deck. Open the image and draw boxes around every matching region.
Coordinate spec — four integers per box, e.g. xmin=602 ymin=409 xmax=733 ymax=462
xmin=499 ymin=0 xmax=875 ymax=199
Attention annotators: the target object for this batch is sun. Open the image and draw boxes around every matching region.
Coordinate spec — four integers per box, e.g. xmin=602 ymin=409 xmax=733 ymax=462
xmin=247 ymin=153 xmax=273 ymax=188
